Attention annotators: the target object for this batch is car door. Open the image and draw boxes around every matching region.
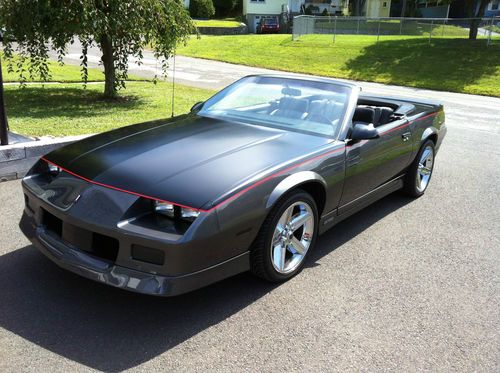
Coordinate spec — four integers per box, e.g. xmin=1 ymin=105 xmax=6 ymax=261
xmin=338 ymin=117 xmax=413 ymax=207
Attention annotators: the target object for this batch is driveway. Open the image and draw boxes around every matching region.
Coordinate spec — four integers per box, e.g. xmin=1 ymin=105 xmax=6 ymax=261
xmin=0 ymin=89 xmax=499 ymax=371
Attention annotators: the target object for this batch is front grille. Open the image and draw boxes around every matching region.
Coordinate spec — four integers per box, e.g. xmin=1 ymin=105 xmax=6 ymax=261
xmin=42 ymin=209 xmax=63 ymax=237
xmin=42 ymin=209 xmax=119 ymax=263
xmin=92 ymin=233 xmax=119 ymax=262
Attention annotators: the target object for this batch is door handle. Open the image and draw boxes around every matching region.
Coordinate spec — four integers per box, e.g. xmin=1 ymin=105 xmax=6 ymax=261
xmin=402 ymin=132 xmax=411 ymax=142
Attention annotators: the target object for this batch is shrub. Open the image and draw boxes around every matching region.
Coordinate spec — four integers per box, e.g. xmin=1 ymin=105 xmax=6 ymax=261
xmin=190 ymin=0 xmax=215 ymax=18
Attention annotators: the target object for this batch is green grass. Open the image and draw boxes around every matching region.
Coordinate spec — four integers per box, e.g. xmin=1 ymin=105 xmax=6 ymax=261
xmin=1 ymin=53 xmax=146 ymax=83
xmin=4 ymin=82 xmax=214 ymax=137
xmin=194 ymin=19 xmax=241 ymax=28
xmin=485 ymin=25 xmax=500 ymax=34
xmin=177 ymin=34 xmax=500 ymax=97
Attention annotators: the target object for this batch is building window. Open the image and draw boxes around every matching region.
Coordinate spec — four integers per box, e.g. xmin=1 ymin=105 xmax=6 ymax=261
xmin=492 ymin=0 xmax=499 ymax=11
xmin=382 ymin=1 xmax=387 ymax=7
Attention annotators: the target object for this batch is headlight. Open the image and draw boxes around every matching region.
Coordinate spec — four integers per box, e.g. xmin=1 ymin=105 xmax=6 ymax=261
xmin=153 ymin=201 xmax=200 ymax=222
xmin=154 ymin=201 xmax=175 ymax=218
xmin=47 ymin=163 xmax=61 ymax=176
xmin=180 ymin=207 xmax=200 ymax=221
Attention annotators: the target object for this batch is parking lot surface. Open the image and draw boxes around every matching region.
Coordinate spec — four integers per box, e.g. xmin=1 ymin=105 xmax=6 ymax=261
xmin=0 ymin=85 xmax=499 ymax=372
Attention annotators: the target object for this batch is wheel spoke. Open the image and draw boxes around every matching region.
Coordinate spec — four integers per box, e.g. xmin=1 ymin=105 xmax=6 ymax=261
xmin=419 ymin=165 xmax=431 ymax=175
xmin=273 ymin=244 xmax=286 ymax=271
xmin=279 ymin=205 xmax=294 ymax=227
xmin=290 ymin=236 xmax=306 ymax=255
xmin=421 ymin=148 xmax=431 ymax=162
xmin=290 ymin=211 xmax=311 ymax=231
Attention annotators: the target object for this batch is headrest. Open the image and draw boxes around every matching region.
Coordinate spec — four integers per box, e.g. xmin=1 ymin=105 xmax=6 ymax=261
xmin=353 ymin=106 xmax=380 ymax=125
xmin=279 ymin=96 xmax=308 ymax=113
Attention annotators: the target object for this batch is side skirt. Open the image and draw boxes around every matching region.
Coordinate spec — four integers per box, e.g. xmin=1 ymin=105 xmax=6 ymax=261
xmin=318 ymin=176 xmax=404 ymax=235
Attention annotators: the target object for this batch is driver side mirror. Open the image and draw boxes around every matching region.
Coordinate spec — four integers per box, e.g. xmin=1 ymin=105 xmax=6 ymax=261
xmin=191 ymin=101 xmax=204 ymax=112
xmin=350 ymin=122 xmax=380 ymax=141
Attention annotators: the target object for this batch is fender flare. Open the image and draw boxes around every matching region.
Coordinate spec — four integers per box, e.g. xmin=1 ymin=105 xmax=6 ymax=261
xmin=421 ymin=127 xmax=438 ymax=144
xmin=265 ymin=171 xmax=327 ymax=209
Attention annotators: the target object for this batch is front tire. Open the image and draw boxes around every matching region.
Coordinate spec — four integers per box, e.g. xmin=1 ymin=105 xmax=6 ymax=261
xmin=404 ymin=140 xmax=435 ymax=197
xmin=250 ymin=190 xmax=318 ymax=282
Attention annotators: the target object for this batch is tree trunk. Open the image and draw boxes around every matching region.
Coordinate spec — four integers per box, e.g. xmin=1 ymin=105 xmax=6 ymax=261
xmin=468 ymin=0 xmax=489 ymax=40
xmin=0 ymin=56 xmax=9 ymax=145
xmin=100 ymin=35 xmax=116 ymax=98
xmin=469 ymin=19 xmax=479 ymax=39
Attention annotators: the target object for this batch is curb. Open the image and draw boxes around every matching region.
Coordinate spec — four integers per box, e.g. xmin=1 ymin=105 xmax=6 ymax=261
xmin=0 ymin=134 xmax=91 ymax=181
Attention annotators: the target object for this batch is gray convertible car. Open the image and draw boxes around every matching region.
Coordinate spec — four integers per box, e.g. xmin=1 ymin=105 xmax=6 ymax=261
xmin=20 ymin=75 xmax=446 ymax=296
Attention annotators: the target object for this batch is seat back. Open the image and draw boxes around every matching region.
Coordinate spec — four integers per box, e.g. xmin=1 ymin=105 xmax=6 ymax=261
xmin=353 ymin=106 xmax=380 ymax=126
xmin=271 ymin=97 xmax=308 ymax=119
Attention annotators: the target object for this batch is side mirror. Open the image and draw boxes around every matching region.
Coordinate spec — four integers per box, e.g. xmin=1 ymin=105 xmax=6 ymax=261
xmin=191 ymin=101 xmax=204 ymax=112
xmin=350 ymin=122 xmax=380 ymax=141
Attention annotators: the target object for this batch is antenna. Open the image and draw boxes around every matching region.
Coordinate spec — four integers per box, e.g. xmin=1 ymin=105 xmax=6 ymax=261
xmin=171 ymin=49 xmax=176 ymax=118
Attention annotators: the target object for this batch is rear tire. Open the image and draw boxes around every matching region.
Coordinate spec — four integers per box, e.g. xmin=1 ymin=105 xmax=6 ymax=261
xmin=250 ymin=190 xmax=318 ymax=282
xmin=404 ymin=139 xmax=435 ymax=197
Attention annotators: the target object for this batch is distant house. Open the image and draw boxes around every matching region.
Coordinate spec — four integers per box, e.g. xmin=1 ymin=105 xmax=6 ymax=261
xmin=362 ymin=0 xmax=391 ymax=17
xmin=485 ymin=0 xmax=500 ymax=17
xmin=243 ymin=0 xmax=294 ymax=33
xmin=242 ymin=0 xmax=391 ymax=33
xmin=417 ymin=0 xmax=499 ymax=18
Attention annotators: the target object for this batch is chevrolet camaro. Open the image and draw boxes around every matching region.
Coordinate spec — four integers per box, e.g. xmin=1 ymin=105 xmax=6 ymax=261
xmin=20 ymin=75 xmax=446 ymax=296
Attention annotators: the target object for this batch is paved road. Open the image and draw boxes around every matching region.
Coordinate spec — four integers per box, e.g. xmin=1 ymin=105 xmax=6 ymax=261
xmin=0 ymin=44 xmax=499 ymax=372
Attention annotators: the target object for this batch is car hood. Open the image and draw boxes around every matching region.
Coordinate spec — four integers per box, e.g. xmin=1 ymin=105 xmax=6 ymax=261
xmin=45 ymin=114 xmax=331 ymax=209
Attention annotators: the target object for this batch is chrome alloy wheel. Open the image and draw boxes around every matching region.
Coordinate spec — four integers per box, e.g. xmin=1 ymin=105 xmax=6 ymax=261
xmin=416 ymin=145 xmax=434 ymax=193
xmin=270 ymin=201 xmax=315 ymax=274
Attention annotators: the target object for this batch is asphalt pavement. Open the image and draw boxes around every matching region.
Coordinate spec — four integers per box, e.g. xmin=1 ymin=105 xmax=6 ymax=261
xmin=0 ymin=46 xmax=499 ymax=372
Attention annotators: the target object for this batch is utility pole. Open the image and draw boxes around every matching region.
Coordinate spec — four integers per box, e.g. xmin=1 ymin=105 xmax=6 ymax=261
xmin=0 ymin=54 xmax=8 ymax=145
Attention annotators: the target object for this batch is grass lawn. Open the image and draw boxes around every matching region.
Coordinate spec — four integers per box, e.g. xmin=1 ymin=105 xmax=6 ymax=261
xmin=1 ymin=53 xmax=146 ymax=83
xmin=4 ymin=82 xmax=214 ymax=137
xmin=194 ymin=19 xmax=242 ymax=28
xmin=177 ymin=34 xmax=500 ymax=97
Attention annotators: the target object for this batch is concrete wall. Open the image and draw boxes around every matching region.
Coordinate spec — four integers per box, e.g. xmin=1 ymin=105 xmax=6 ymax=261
xmin=197 ymin=25 xmax=249 ymax=35
xmin=0 ymin=136 xmax=89 ymax=181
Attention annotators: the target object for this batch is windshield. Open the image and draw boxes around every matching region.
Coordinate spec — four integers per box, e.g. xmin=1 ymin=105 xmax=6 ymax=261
xmin=264 ymin=19 xmax=277 ymax=25
xmin=199 ymin=76 xmax=351 ymax=137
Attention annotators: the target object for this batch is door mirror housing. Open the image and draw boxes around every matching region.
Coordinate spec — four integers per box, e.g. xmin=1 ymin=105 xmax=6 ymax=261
xmin=350 ymin=122 xmax=380 ymax=141
xmin=191 ymin=101 xmax=204 ymax=112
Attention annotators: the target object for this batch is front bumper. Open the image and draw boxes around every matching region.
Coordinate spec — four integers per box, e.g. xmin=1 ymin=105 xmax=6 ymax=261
xmin=20 ymin=212 xmax=249 ymax=296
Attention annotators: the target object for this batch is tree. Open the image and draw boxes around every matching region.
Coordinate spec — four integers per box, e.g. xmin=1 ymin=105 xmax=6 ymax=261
xmin=213 ymin=0 xmax=239 ymax=18
xmin=465 ymin=0 xmax=490 ymax=39
xmin=0 ymin=0 xmax=195 ymax=98
xmin=189 ymin=0 xmax=215 ymax=18
xmin=351 ymin=0 xmax=367 ymax=16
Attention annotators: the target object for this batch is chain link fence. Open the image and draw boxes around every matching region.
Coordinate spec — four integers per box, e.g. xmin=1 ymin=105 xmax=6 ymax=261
xmin=292 ymin=16 xmax=500 ymax=46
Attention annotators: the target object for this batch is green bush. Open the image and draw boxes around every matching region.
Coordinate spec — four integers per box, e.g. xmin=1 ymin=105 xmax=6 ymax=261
xmin=321 ymin=8 xmax=329 ymax=16
xmin=190 ymin=0 xmax=215 ymax=18
xmin=213 ymin=0 xmax=239 ymax=17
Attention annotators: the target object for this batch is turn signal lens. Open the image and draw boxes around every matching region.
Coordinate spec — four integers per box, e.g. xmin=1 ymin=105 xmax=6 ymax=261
xmin=154 ymin=201 xmax=175 ymax=218
xmin=180 ymin=207 xmax=200 ymax=221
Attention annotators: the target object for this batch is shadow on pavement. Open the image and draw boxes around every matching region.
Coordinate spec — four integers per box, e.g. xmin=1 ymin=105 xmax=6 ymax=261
xmin=0 ymin=193 xmax=413 ymax=371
